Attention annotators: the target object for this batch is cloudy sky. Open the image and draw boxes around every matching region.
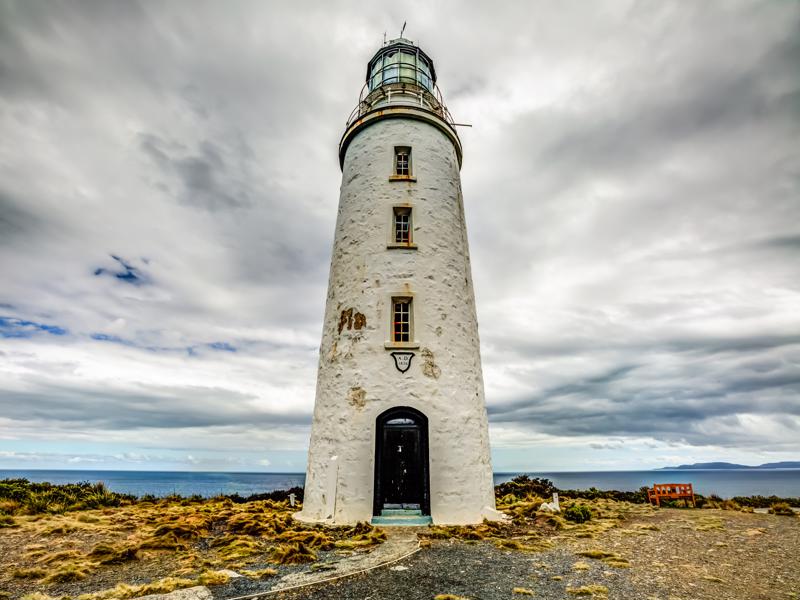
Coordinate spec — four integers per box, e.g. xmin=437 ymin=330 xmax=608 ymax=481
xmin=1 ymin=1 xmax=798 ymax=473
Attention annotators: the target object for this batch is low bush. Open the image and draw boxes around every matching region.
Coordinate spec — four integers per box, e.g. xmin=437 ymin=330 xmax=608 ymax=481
xmin=769 ymin=502 xmax=795 ymax=516
xmin=564 ymin=504 xmax=592 ymax=523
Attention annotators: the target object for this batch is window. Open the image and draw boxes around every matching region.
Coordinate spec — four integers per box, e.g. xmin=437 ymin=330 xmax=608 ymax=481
xmin=393 ymin=207 xmax=412 ymax=245
xmin=394 ymin=147 xmax=411 ymax=176
xmin=392 ymin=298 xmax=412 ymax=342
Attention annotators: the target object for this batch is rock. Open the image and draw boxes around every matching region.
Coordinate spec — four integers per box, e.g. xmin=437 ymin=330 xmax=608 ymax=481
xmin=390 ymin=565 xmax=409 ymax=571
xmin=217 ymin=569 xmax=243 ymax=578
xmin=134 ymin=586 xmax=212 ymax=600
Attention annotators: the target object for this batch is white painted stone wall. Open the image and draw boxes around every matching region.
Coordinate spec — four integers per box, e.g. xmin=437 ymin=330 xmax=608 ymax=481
xmin=297 ymin=115 xmax=497 ymax=525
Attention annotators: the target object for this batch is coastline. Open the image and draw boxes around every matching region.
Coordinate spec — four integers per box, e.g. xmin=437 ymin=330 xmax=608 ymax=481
xmin=3 ymin=468 xmax=800 ymax=499
xmin=1 ymin=476 xmax=798 ymax=600
xmin=0 ymin=476 xmax=798 ymax=599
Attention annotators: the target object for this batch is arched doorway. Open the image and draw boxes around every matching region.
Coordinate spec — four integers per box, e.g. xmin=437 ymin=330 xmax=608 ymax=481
xmin=373 ymin=406 xmax=430 ymax=516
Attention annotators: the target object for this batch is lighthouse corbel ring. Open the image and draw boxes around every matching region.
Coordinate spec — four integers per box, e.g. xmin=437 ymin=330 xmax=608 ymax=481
xmin=340 ymin=106 xmax=463 ymax=170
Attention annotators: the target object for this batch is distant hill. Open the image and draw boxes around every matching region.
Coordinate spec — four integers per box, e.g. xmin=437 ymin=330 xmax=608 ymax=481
xmin=657 ymin=461 xmax=800 ymax=470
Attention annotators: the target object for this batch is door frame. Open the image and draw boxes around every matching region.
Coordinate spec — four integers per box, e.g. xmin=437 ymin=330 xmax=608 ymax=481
xmin=373 ymin=406 xmax=430 ymax=516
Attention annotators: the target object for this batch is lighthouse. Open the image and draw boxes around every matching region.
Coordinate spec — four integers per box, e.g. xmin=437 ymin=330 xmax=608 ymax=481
xmin=296 ymin=37 xmax=499 ymax=525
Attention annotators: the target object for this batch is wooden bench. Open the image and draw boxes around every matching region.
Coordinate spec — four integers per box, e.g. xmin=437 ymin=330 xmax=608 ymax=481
xmin=647 ymin=483 xmax=695 ymax=507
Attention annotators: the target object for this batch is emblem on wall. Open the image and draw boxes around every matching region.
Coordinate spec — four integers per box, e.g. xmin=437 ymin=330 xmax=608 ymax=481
xmin=391 ymin=351 xmax=415 ymax=373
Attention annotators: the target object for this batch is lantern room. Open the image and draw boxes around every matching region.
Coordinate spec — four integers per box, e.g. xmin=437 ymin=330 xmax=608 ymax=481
xmin=366 ymin=37 xmax=436 ymax=92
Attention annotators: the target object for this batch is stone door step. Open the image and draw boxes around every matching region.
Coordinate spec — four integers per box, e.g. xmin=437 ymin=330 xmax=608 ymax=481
xmin=381 ymin=508 xmax=422 ymax=516
xmin=371 ymin=514 xmax=432 ymax=526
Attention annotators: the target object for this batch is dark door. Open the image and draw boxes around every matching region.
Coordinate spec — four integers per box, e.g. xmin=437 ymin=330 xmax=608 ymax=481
xmin=382 ymin=423 xmax=421 ymax=507
xmin=374 ymin=407 xmax=430 ymax=515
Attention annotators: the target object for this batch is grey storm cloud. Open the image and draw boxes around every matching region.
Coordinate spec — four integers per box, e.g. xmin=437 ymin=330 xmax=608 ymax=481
xmin=1 ymin=382 xmax=309 ymax=430
xmin=0 ymin=0 xmax=799 ymax=469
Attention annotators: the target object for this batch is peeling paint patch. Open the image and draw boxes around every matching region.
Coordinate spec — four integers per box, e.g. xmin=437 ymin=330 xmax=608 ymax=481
xmin=348 ymin=386 xmax=367 ymax=409
xmin=421 ymin=347 xmax=441 ymax=379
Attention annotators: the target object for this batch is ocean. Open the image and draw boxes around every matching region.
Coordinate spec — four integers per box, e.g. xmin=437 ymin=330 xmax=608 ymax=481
xmin=2 ymin=469 xmax=799 ymax=499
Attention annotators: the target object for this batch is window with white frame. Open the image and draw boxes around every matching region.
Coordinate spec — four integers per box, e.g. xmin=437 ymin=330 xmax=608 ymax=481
xmin=394 ymin=146 xmax=411 ymax=176
xmin=392 ymin=297 xmax=412 ymax=343
xmin=393 ymin=207 xmax=412 ymax=245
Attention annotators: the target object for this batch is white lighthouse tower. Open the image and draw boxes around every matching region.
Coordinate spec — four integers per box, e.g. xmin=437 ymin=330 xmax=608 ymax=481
xmin=296 ymin=37 xmax=498 ymax=525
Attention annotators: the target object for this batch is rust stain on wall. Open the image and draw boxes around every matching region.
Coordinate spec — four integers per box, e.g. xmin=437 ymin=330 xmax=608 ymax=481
xmin=338 ymin=308 xmax=366 ymax=333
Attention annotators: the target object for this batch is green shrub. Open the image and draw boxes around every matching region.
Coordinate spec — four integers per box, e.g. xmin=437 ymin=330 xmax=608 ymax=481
xmin=564 ymin=504 xmax=592 ymax=523
xmin=769 ymin=502 xmax=795 ymax=516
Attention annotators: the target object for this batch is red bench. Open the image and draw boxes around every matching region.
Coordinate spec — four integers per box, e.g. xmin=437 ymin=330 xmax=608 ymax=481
xmin=647 ymin=483 xmax=695 ymax=507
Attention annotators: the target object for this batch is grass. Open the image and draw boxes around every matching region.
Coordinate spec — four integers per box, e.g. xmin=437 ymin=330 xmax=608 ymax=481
xmin=271 ymin=541 xmax=317 ymax=565
xmin=433 ymin=595 xmax=469 ymax=600
xmin=1 ymin=485 xmax=389 ymax=599
xmin=512 ymin=587 xmax=535 ymax=595
xmin=695 ymin=517 xmax=725 ymax=531
xmin=768 ymin=502 xmax=795 ymax=516
xmin=240 ymin=567 xmax=278 ymax=579
xmin=566 ymin=584 xmax=609 ymax=597
xmin=577 ymin=549 xmax=630 ymax=568
xmin=11 ymin=568 xmax=47 ymax=579
xmin=42 ymin=563 xmax=91 ymax=584
xmin=88 ymin=542 xmax=140 ymax=564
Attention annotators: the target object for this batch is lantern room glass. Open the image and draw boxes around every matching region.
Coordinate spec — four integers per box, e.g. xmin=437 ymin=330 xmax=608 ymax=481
xmin=369 ymin=49 xmax=433 ymax=92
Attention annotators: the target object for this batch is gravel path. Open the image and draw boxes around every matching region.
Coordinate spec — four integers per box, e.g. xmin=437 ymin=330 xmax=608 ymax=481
xmin=211 ymin=509 xmax=800 ymax=600
xmin=213 ymin=541 xmax=635 ymax=600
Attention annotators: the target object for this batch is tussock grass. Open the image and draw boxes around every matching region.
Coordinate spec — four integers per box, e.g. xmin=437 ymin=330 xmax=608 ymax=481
xmin=769 ymin=502 xmax=795 ymax=516
xmin=566 ymin=584 xmax=609 ymax=596
xmin=0 ymin=514 xmax=18 ymax=528
xmin=88 ymin=542 xmax=139 ymax=564
xmin=271 ymin=541 xmax=317 ymax=564
xmin=2 ymin=482 xmax=392 ymax=598
xmin=42 ymin=562 xmax=91 ymax=583
xmin=41 ymin=549 xmax=82 ymax=565
xmin=275 ymin=529 xmax=334 ymax=549
xmin=196 ymin=570 xmax=231 ymax=585
xmin=695 ymin=517 xmax=725 ymax=531
xmin=577 ymin=549 xmax=630 ymax=568
xmin=512 ymin=588 xmax=534 ymax=595
xmin=240 ymin=567 xmax=278 ymax=579
xmin=212 ymin=536 xmax=263 ymax=561
xmin=76 ymin=513 xmax=101 ymax=523
xmin=11 ymin=567 xmax=47 ymax=579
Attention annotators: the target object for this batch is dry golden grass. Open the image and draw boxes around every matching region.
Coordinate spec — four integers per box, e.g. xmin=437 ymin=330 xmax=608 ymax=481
xmin=577 ymin=549 xmax=630 ymax=568
xmin=270 ymin=541 xmax=317 ymax=564
xmin=695 ymin=517 xmax=725 ymax=531
xmin=1 ymin=496 xmax=388 ymax=599
xmin=566 ymin=584 xmax=609 ymax=596
xmin=11 ymin=567 xmax=47 ymax=579
xmin=240 ymin=567 xmax=278 ymax=579
xmin=512 ymin=587 xmax=535 ymax=595
xmin=42 ymin=562 xmax=91 ymax=584
xmin=433 ymin=595 xmax=470 ymax=600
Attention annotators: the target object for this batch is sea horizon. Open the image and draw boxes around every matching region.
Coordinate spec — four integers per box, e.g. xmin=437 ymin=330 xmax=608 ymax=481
xmin=3 ymin=468 xmax=799 ymax=499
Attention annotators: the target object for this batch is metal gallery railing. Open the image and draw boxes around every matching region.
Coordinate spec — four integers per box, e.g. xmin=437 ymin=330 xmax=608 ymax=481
xmin=345 ymin=63 xmax=456 ymax=129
